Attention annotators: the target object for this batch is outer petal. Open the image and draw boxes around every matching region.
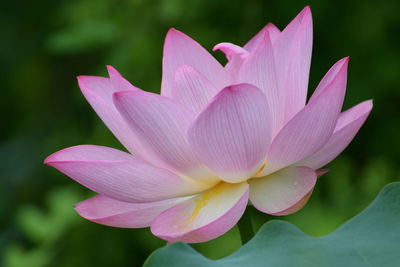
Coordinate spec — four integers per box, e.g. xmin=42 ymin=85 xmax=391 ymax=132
xmin=77 ymin=70 xmax=143 ymax=156
xmin=44 ymin=145 xmax=212 ymax=202
xmin=113 ymin=90 xmax=218 ymax=183
xmin=151 ymin=182 xmax=249 ymax=243
xmin=283 ymin=7 xmax=313 ymax=122
xmin=75 ymin=195 xmax=189 ymax=228
xmin=161 ymin=28 xmax=227 ymax=97
xmin=188 ymin=84 xmax=272 ymax=183
xmin=238 ymin=31 xmax=283 ymax=136
xmin=171 ymin=65 xmax=219 ymax=114
xmin=244 ymin=23 xmax=281 ymax=52
xmin=259 ymin=58 xmax=348 ymax=176
xmin=106 ymin=65 xmax=137 ymax=91
xmin=249 ymin=166 xmax=316 ymax=215
xmin=276 ymin=191 xmax=313 ymax=216
xmin=298 ymin=100 xmax=373 ymax=169
xmin=272 ymin=6 xmax=313 ymax=123
xmin=309 ymin=58 xmax=349 ymax=101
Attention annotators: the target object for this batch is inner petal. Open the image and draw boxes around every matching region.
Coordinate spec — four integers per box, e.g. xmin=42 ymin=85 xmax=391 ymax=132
xmin=151 ymin=181 xmax=249 ymax=243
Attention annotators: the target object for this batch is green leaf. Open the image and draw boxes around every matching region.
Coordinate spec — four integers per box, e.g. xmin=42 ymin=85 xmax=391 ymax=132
xmin=145 ymin=182 xmax=400 ymax=267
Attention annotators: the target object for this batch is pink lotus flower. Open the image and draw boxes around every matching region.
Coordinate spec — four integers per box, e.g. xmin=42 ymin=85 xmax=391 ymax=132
xmin=45 ymin=6 xmax=372 ymax=243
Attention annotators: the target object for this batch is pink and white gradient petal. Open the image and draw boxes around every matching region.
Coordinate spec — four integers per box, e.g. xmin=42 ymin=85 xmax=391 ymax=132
xmin=298 ymin=100 xmax=373 ymax=169
xmin=75 ymin=195 xmax=190 ymax=228
xmin=274 ymin=191 xmax=313 ymax=216
xmin=161 ymin=28 xmax=228 ymax=97
xmin=77 ymin=73 xmax=144 ymax=156
xmin=258 ymin=57 xmax=348 ymax=176
xmin=309 ymin=58 xmax=349 ymax=101
xmin=44 ymin=145 xmax=213 ymax=203
xmin=249 ymin=166 xmax=316 ymax=215
xmin=188 ymin=84 xmax=272 ymax=183
xmin=113 ymin=90 xmax=219 ymax=183
xmin=171 ymin=65 xmax=219 ymax=114
xmin=238 ymin=31 xmax=283 ymax=136
xmin=244 ymin=23 xmax=281 ymax=52
xmin=106 ymin=65 xmax=138 ymax=91
xmin=281 ymin=7 xmax=313 ymax=123
xmin=151 ymin=182 xmax=249 ymax=243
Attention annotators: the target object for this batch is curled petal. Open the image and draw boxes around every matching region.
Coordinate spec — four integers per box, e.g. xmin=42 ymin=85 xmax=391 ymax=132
xmin=188 ymin=84 xmax=272 ymax=183
xmin=151 ymin=182 xmax=249 ymax=243
xmin=249 ymin=166 xmax=316 ymax=215
xmin=45 ymin=145 xmax=213 ymax=203
xmin=75 ymin=195 xmax=190 ymax=228
xmin=213 ymin=42 xmax=249 ymax=82
xmin=213 ymin=42 xmax=249 ymax=61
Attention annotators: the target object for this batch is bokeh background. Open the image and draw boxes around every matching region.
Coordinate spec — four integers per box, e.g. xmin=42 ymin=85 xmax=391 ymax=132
xmin=1 ymin=0 xmax=399 ymax=266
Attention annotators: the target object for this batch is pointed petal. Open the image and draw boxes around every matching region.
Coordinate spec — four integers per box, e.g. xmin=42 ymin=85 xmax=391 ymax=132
xmin=213 ymin=43 xmax=249 ymax=83
xmin=161 ymin=28 xmax=227 ymax=97
xmin=316 ymin=169 xmax=330 ymax=178
xmin=238 ymin=31 xmax=283 ymax=136
xmin=283 ymin=7 xmax=313 ymax=122
xmin=106 ymin=65 xmax=137 ymax=91
xmin=171 ymin=65 xmax=219 ymax=114
xmin=45 ymin=144 xmax=134 ymax=161
xmin=309 ymin=58 xmax=349 ymax=101
xmin=151 ymin=182 xmax=249 ymax=243
xmin=77 ymin=70 xmax=143 ymax=156
xmin=44 ymin=145 xmax=212 ymax=202
xmin=273 ymin=7 xmax=310 ymax=88
xmin=298 ymin=100 xmax=373 ymax=169
xmin=75 ymin=195 xmax=189 ymax=228
xmin=113 ymin=90 xmax=218 ymax=183
xmin=272 ymin=6 xmax=313 ymax=122
xmin=259 ymin=58 xmax=348 ymax=176
xmin=265 ymin=23 xmax=281 ymax=43
xmin=188 ymin=84 xmax=272 ymax=183
xmin=244 ymin=23 xmax=281 ymax=52
xmin=249 ymin=166 xmax=316 ymax=215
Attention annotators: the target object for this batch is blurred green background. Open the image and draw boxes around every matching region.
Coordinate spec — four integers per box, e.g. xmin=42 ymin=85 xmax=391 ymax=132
xmin=1 ymin=0 xmax=399 ymax=266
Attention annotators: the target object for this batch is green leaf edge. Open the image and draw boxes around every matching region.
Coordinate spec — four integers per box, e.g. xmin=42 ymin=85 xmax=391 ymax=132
xmin=144 ymin=182 xmax=400 ymax=267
